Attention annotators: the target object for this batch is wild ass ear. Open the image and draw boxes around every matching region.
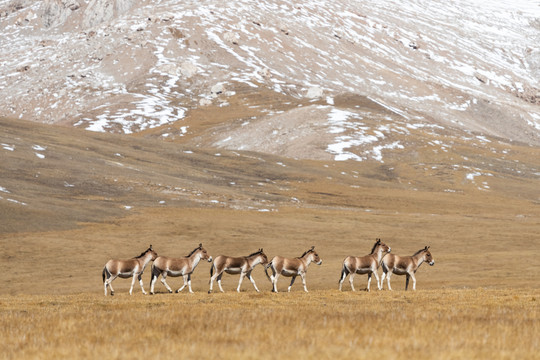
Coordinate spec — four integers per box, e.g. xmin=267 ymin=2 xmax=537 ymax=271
xmin=149 ymin=244 xmax=153 ymax=250
xmin=425 ymin=246 xmax=430 ymax=250
xmin=199 ymin=243 xmax=202 ymax=248
xmin=310 ymin=246 xmax=315 ymax=251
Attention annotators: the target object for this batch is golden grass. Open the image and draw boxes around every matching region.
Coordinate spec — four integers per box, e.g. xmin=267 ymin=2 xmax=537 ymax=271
xmin=1 ymin=289 xmax=538 ymax=359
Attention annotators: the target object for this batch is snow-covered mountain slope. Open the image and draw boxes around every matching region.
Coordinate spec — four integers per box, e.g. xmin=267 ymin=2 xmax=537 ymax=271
xmin=0 ymin=0 xmax=539 ymax=160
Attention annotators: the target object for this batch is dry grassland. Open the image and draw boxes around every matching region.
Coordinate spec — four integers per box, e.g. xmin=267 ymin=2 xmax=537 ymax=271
xmin=1 ymin=289 xmax=538 ymax=359
xmin=1 ymin=204 xmax=540 ymax=359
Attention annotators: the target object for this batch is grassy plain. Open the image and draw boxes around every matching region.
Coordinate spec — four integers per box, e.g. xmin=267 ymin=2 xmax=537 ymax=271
xmin=1 ymin=289 xmax=538 ymax=359
xmin=1 ymin=204 xmax=539 ymax=359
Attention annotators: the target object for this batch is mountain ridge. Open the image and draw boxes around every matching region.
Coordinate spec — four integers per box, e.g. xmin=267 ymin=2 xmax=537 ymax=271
xmin=1 ymin=0 xmax=539 ymax=156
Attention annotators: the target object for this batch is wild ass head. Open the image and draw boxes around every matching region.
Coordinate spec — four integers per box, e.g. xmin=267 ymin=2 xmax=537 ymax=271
xmin=423 ymin=246 xmax=434 ymax=266
xmin=188 ymin=243 xmax=212 ymax=262
xmin=249 ymin=248 xmax=269 ymax=266
xmin=370 ymin=238 xmax=391 ymax=255
xmin=301 ymin=246 xmax=322 ymax=265
xmin=199 ymin=243 xmax=212 ymax=262
xmin=136 ymin=245 xmax=158 ymax=261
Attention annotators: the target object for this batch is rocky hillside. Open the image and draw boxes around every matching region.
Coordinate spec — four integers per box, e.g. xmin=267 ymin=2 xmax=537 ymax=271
xmin=1 ymin=0 xmax=539 ymax=158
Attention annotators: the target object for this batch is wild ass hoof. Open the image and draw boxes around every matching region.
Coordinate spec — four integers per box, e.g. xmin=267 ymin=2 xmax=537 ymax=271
xmin=110 ymin=292 xmax=114 ymax=296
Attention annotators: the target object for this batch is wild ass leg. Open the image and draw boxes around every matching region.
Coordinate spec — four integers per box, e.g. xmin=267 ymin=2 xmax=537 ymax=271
xmin=386 ymin=271 xmax=393 ymax=291
xmin=405 ymin=274 xmax=410 ymax=291
xmin=338 ymin=267 xmax=349 ymax=291
xmin=104 ymin=275 xmax=117 ymax=296
xmin=411 ymin=273 xmax=417 ymax=291
xmin=300 ymin=272 xmax=308 ymax=292
xmin=217 ymin=273 xmax=225 ymax=293
xmin=380 ymin=271 xmax=387 ymax=290
xmin=366 ymin=273 xmax=372 ymax=292
xmin=374 ymin=270 xmax=382 ymax=290
xmin=160 ymin=273 xmax=173 ymax=293
xmin=209 ymin=270 xmax=217 ymax=293
xmin=237 ymin=272 xmax=246 ymax=292
xmin=108 ymin=279 xmax=116 ymax=296
xmin=104 ymin=276 xmax=110 ymax=296
xmin=288 ymin=276 xmax=297 ymax=292
xmin=129 ymin=273 xmax=137 ymax=295
xmin=150 ymin=271 xmax=158 ymax=295
xmin=246 ymin=271 xmax=260 ymax=292
xmin=138 ymin=273 xmax=147 ymax=295
xmin=177 ymin=274 xmax=188 ymax=293
xmin=272 ymin=272 xmax=280 ymax=293
xmin=186 ymin=274 xmax=194 ymax=293
xmin=349 ymin=272 xmax=356 ymax=292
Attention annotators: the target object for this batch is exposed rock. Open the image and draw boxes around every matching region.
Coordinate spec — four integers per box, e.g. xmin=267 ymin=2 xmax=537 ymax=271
xmin=41 ymin=0 xmax=79 ymax=28
xmin=306 ymin=86 xmax=323 ymax=99
xmin=180 ymin=62 xmax=198 ymax=78
xmin=259 ymin=68 xmax=272 ymax=80
xmin=156 ymin=63 xmax=178 ymax=76
xmin=211 ymin=83 xmax=226 ymax=95
xmin=474 ymin=72 xmax=488 ymax=84
xmin=67 ymin=1 xmax=80 ymax=11
xmin=199 ymin=98 xmax=212 ymax=106
xmin=223 ymin=31 xmax=240 ymax=45
xmin=83 ymin=0 xmax=133 ymax=29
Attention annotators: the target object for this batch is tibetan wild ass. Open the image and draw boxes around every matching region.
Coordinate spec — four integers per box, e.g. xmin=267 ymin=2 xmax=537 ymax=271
xmin=265 ymin=246 xmax=322 ymax=292
xmin=209 ymin=249 xmax=268 ymax=293
xmin=150 ymin=243 xmax=212 ymax=294
xmin=380 ymin=246 xmax=434 ymax=291
xmin=338 ymin=239 xmax=391 ymax=292
xmin=102 ymin=245 xmax=158 ymax=296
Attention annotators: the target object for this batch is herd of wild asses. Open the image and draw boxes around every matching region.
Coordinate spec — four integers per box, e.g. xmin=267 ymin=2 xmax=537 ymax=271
xmin=102 ymin=239 xmax=435 ymax=296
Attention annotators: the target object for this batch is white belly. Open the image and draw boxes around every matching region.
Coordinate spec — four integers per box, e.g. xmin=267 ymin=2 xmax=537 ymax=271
xmin=225 ymin=267 xmax=242 ymax=274
xmin=281 ymin=269 xmax=299 ymax=277
xmin=167 ymin=269 xmax=184 ymax=277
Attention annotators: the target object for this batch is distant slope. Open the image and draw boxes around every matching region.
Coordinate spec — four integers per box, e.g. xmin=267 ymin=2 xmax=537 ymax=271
xmin=2 ymin=116 xmax=539 ymax=234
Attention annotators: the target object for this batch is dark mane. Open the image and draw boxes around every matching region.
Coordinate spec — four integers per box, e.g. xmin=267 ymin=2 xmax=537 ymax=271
xmin=412 ymin=248 xmax=427 ymax=256
xmin=370 ymin=239 xmax=381 ymax=254
xmin=298 ymin=247 xmax=314 ymax=258
xmin=247 ymin=249 xmax=263 ymax=257
xmin=134 ymin=248 xmax=151 ymax=259
xmin=186 ymin=245 xmax=201 ymax=257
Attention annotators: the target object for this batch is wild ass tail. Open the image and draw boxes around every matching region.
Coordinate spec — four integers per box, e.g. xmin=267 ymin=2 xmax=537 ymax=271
xmin=339 ymin=263 xmax=349 ymax=283
xmin=150 ymin=264 xmax=157 ymax=284
xmin=102 ymin=267 xmax=110 ymax=283
xmin=264 ymin=260 xmax=273 ymax=282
